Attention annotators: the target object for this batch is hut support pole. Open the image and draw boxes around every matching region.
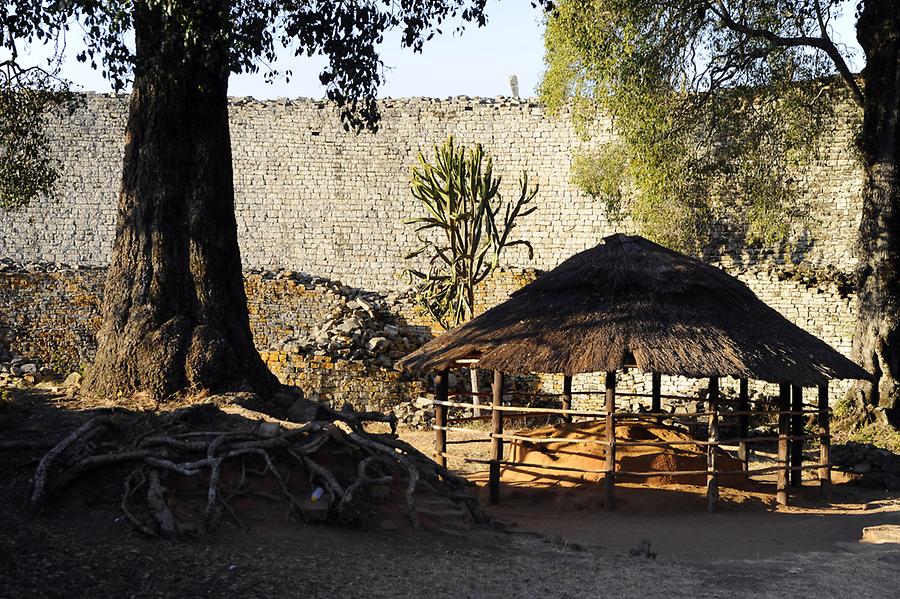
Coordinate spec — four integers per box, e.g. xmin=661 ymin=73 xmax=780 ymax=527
xmin=604 ymin=371 xmax=617 ymax=512
xmin=777 ymin=383 xmax=790 ymax=506
xmin=790 ymin=385 xmax=804 ymax=487
xmin=738 ymin=378 xmax=749 ymax=472
xmin=470 ymin=369 xmax=481 ymax=417
xmin=651 ymin=373 xmax=662 ymax=422
xmin=433 ymin=369 xmax=449 ymax=469
xmin=489 ymin=370 xmax=505 ymax=505
xmin=707 ymin=377 xmax=720 ymax=513
xmin=562 ymin=375 xmax=573 ymax=424
xmin=819 ymin=383 xmax=831 ymax=501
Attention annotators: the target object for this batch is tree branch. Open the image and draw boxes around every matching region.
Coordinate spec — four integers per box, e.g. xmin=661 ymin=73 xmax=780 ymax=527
xmin=712 ymin=0 xmax=865 ymax=108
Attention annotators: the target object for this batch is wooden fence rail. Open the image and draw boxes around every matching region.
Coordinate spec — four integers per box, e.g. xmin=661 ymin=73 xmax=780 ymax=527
xmin=434 ymin=399 xmax=826 ymax=419
xmin=431 ymin=373 xmax=832 ymax=511
xmin=439 ymin=451 xmax=832 ymax=478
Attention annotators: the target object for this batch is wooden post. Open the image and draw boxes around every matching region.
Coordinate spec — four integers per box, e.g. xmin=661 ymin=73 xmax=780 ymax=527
xmin=790 ymin=384 xmax=804 ymax=487
xmin=738 ymin=378 xmax=749 ymax=472
xmin=562 ymin=374 xmax=573 ymax=424
xmin=433 ymin=369 xmax=449 ymax=468
xmin=470 ymin=368 xmax=481 ymax=417
xmin=707 ymin=377 xmax=719 ymax=513
xmin=819 ymin=382 xmax=831 ymax=500
xmin=604 ymin=371 xmax=616 ymax=512
xmin=651 ymin=372 xmax=662 ymax=421
xmin=777 ymin=382 xmax=790 ymax=506
xmin=489 ymin=370 xmax=505 ymax=505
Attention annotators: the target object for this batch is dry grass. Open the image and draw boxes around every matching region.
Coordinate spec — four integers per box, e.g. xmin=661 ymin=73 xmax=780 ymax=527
xmin=831 ymin=397 xmax=900 ymax=453
xmin=834 ymin=420 xmax=900 ymax=454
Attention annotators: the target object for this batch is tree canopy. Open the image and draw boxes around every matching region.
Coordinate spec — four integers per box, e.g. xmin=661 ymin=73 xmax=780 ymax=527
xmin=540 ymin=0 xmax=900 ymax=419
xmin=0 ymin=60 xmax=77 ymax=210
xmin=2 ymin=0 xmax=514 ymax=128
xmin=540 ymin=0 xmax=863 ymax=253
xmin=0 ymin=0 xmax=552 ymax=210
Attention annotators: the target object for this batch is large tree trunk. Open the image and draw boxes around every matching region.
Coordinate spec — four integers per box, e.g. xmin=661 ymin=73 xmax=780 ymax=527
xmin=850 ymin=0 xmax=900 ymax=424
xmin=84 ymin=2 xmax=278 ymax=400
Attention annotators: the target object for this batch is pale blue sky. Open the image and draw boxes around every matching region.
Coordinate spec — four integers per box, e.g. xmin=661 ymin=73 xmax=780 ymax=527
xmin=21 ymin=2 xmax=862 ymax=100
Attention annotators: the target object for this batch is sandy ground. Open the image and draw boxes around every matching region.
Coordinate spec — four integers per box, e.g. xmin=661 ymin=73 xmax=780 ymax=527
xmin=2 ymin=393 xmax=899 ymax=598
xmin=398 ymin=427 xmax=900 ymax=557
xmin=3 ymin=492 xmax=900 ymax=599
xmin=2 ymin=485 xmax=898 ymax=599
xmin=492 ymin=490 xmax=900 ymax=560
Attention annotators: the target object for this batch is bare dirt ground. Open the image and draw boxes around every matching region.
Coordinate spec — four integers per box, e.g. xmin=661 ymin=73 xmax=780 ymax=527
xmin=2 ymin=390 xmax=899 ymax=598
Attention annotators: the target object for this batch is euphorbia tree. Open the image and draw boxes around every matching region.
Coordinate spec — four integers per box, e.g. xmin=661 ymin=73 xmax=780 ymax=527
xmin=404 ymin=136 xmax=538 ymax=330
xmin=404 ymin=136 xmax=538 ymax=413
xmin=0 ymin=0 xmax=550 ymax=401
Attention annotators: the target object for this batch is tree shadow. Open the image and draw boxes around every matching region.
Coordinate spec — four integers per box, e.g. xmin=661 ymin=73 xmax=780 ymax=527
xmin=703 ymin=219 xmax=818 ymax=270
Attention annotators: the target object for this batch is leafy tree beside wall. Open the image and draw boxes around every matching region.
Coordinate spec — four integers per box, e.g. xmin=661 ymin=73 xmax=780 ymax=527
xmin=540 ymin=0 xmax=900 ymax=423
xmin=0 ymin=61 xmax=79 ymax=210
xmin=541 ymin=0 xmax=844 ymax=254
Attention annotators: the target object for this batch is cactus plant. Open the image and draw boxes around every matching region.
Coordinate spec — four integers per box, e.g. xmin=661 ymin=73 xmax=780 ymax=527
xmin=404 ymin=136 xmax=538 ymax=330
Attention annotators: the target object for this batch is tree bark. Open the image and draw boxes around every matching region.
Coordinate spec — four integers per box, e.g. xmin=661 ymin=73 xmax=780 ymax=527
xmin=84 ymin=2 xmax=278 ymax=400
xmin=851 ymin=0 xmax=900 ymax=423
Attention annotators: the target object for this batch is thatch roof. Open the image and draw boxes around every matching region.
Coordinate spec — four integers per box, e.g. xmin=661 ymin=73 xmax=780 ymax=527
xmin=397 ymin=234 xmax=870 ymax=386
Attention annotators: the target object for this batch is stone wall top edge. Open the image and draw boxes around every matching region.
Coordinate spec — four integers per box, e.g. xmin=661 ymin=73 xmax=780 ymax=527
xmin=76 ymin=91 xmax=554 ymax=110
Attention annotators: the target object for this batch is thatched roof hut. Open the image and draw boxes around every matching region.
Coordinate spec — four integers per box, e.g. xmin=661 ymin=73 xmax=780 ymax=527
xmin=397 ymin=234 xmax=869 ymax=386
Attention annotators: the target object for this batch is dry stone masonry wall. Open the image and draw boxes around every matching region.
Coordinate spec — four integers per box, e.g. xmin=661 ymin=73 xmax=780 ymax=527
xmin=0 ymin=261 xmax=527 ymax=417
xmin=0 ymin=93 xmax=864 ymax=281
xmin=0 ymin=93 xmax=866 ymax=408
xmin=0 ymin=260 xmax=104 ymax=373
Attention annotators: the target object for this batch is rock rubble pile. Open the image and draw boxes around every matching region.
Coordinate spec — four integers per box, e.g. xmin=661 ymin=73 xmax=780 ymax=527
xmin=256 ymin=273 xmax=431 ymax=370
xmin=831 ymin=442 xmax=900 ymax=490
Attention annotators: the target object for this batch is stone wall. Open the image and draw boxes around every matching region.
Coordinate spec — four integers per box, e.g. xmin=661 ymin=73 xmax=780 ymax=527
xmin=0 ymin=258 xmax=858 ymax=408
xmin=0 ymin=93 xmax=867 ymax=406
xmin=261 ymin=353 xmax=426 ymax=414
xmin=0 ymin=262 xmax=529 ymax=410
xmin=244 ymin=271 xmax=345 ymax=352
xmin=0 ymin=93 xmax=863 ymax=281
xmin=0 ymin=264 xmax=104 ymax=372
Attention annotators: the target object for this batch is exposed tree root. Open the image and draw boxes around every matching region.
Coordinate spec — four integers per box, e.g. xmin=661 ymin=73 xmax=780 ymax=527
xmin=29 ymin=397 xmax=480 ymax=537
xmin=31 ymin=415 xmax=115 ymax=505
